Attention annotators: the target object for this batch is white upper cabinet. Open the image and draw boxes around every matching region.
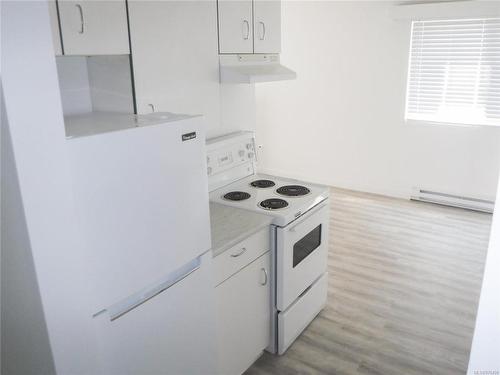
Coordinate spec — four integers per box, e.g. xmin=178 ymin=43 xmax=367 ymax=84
xmin=253 ymin=0 xmax=281 ymax=53
xmin=217 ymin=0 xmax=281 ymax=54
xmin=217 ymin=0 xmax=254 ymax=54
xmin=57 ymin=1 xmax=129 ymax=55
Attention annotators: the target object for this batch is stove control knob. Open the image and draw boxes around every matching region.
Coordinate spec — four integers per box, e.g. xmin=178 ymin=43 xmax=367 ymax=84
xmin=246 ymin=143 xmax=253 ymax=150
xmin=207 ymin=166 xmax=212 ymax=175
xmin=238 ymin=150 xmax=245 ymax=157
xmin=247 ymin=152 xmax=254 ymax=159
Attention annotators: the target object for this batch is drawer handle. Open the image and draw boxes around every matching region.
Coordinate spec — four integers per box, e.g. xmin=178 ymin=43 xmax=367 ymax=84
xmin=260 ymin=268 xmax=268 ymax=286
xmin=230 ymin=247 xmax=247 ymax=257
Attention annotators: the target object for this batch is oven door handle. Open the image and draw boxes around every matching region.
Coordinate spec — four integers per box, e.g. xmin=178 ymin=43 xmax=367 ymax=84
xmin=288 ymin=202 xmax=328 ymax=233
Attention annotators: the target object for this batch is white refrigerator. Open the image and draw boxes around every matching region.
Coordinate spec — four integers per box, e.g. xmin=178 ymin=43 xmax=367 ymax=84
xmin=66 ymin=112 xmax=215 ymax=374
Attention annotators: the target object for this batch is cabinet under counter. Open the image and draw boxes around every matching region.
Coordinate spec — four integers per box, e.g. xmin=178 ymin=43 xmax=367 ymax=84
xmin=209 ymin=203 xmax=274 ymax=375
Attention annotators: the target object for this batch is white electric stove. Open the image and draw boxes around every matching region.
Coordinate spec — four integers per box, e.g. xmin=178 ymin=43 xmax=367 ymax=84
xmin=207 ymin=131 xmax=330 ymax=355
xmin=209 ymin=173 xmax=329 ymax=227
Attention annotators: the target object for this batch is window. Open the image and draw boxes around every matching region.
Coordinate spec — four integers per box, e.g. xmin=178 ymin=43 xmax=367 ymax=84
xmin=405 ymin=18 xmax=500 ymax=127
xmin=293 ymin=225 xmax=322 ymax=268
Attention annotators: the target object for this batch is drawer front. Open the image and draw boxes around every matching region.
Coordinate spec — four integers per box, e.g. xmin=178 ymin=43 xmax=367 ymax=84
xmin=213 ymin=228 xmax=270 ymax=286
xmin=278 ymin=272 xmax=328 ymax=355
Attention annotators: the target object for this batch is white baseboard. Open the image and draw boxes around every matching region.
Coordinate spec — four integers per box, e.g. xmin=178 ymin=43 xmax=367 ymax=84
xmin=411 ymin=187 xmax=495 ymax=213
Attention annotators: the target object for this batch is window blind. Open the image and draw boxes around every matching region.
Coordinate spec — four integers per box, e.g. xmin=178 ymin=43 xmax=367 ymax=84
xmin=405 ymin=18 xmax=500 ymax=126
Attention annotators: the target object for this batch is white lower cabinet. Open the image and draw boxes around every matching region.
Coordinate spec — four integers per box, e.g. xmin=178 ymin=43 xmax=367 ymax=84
xmin=215 ymin=251 xmax=271 ymax=375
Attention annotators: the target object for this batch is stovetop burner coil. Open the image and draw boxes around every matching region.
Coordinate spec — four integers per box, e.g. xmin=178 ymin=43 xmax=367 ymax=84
xmin=259 ymin=198 xmax=289 ymax=210
xmin=223 ymin=191 xmax=251 ymax=201
xmin=276 ymin=185 xmax=310 ymax=197
xmin=250 ymin=179 xmax=276 ymax=188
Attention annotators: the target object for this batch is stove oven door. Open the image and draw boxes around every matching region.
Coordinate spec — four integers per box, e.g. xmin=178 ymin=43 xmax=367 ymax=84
xmin=276 ymin=201 xmax=329 ymax=311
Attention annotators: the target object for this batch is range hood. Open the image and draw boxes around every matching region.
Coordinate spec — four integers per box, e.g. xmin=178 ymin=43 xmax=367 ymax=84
xmin=219 ymin=54 xmax=296 ymax=84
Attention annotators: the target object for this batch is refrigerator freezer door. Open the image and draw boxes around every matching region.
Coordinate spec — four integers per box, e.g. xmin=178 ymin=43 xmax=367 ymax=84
xmin=93 ymin=252 xmax=216 ymax=374
xmin=67 ymin=114 xmax=211 ymax=310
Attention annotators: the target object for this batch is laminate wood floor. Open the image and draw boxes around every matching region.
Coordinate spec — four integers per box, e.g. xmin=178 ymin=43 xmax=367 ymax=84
xmin=246 ymin=188 xmax=492 ymax=375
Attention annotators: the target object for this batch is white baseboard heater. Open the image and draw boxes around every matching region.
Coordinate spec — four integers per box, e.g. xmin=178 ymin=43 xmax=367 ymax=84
xmin=411 ymin=188 xmax=495 ymax=213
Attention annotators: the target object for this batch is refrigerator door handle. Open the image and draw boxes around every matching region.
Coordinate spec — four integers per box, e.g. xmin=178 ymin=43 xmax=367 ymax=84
xmin=94 ymin=257 xmax=201 ymax=322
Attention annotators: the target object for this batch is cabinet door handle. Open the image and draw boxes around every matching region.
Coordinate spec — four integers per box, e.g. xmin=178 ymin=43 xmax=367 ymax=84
xmin=259 ymin=21 xmax=266 ymax=40
xmin=230 ymin=247 xmax=247 ymax=257
xmin=148 ymin=103 xmax=155 ymax=113
xmin=260 ymin=268 xmax=268 ymax=285
xmin=75 ymin=4 xmax=84 ymax=34
xmin=242 ymin=20 xmax=250 ymax=40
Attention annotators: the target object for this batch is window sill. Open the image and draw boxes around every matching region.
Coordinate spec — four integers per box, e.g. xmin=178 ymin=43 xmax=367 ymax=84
xmin=405 ymin=119 xmax=500 ymax=130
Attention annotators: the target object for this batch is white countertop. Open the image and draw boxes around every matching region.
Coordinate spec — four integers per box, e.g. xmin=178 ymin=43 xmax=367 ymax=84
xmin=64 ymin=111 xmax=198 ymax=139
xmin=210 ymin=202 xmax=273 ymax=257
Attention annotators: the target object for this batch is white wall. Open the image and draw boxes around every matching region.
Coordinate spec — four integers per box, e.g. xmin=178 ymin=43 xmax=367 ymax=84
xmin=56 ymin=56 xmax=93 ymax=115
xmin=88 ymin=55 xmax=134 ymax=113
xmin=255 ymin=1 xmax=500 ymax=200
xmin=468 ymin=172 xmax=500 ymax=374
xmin=56 ymin=55 xmax=134 ymax=116
xmin=2 ymin=2 xmax=100 ymax=373
xmin=1 ymin=83 xmax=56 ymax=375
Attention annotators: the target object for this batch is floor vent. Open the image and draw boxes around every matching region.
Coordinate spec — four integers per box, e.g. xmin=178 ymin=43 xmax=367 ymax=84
xmin=411 ymin=188 xmax=494 ymax=213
